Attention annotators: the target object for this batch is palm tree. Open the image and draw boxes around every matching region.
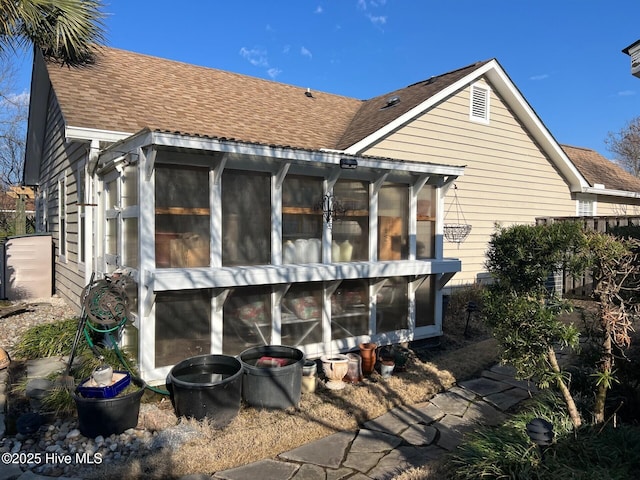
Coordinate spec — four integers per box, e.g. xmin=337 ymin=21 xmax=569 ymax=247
xmin=0 ymin=0 xmax=105 ymax=66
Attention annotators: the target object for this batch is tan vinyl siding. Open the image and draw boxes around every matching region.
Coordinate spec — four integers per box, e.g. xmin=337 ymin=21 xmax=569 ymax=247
xmin=596 ymin=196 xmax=640 ymax=216
xmin=364 ymin=78 xmax=576 ymax=285
xmin=38 ymin=88 xmax=85 ymax=312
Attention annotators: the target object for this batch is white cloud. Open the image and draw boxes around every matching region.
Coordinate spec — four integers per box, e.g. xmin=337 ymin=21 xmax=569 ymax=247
xmin=618 ymin=90 xmax=636 ymax=96
xmin=267 ymin=68 xmax=282 ymax=79
xmin=283 ymin=45 xmax=291 ymax=54
xmin=239 ymin=47 xmax=269 ymax=67
xmin=301 ymin=46 xmax=313 ymax=59
xmin=367 ymin=14 xmax=387 ymax=26
xmin=314 ymin=5 xmax=323 ymax=14
xmin=357 ymin=0 xmax=367 ymax=10
xmin=530 ymin=74 xmax=550 ymax=81
xmin=240 ymin=47 xmax=282 ymax=79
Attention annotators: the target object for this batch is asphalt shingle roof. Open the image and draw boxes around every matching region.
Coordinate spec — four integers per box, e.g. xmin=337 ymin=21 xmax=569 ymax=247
xmin=562 ymin=144 xmax=640 ymax=193
xmin=45 ymin=47 xmax=490 ymax=152
xmin=46 ymin=47 xmax=362 ymax=151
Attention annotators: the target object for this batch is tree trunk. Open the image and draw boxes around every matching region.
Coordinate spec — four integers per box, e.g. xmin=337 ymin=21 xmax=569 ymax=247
xmin=547 ymin=346 xmax=582 ymax=428
xmin=593 ymin=322 xmax=613 ymax=424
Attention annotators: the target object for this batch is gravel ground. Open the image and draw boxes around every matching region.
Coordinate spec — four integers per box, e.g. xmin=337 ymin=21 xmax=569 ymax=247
xmin=0 ymin=296 xmax=184 ymax=479
xmin=0 ymin=296 xmax=78 ymax=358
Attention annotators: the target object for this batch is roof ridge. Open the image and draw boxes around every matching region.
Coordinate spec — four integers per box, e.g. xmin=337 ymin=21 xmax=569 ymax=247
xmin=404 ymin=59 xmax=493 ymax=89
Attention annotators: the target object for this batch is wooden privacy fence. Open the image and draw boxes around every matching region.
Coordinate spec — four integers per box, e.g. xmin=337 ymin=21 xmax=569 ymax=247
xmin=536 ymin=215 xmax=640 ymax=298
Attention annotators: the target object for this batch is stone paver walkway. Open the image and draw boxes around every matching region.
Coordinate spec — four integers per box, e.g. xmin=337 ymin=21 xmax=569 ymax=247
xmin=0 ymin=363 xmax=538 ymax=480
xmin=210 ymin=364 xmax=537 ymax=480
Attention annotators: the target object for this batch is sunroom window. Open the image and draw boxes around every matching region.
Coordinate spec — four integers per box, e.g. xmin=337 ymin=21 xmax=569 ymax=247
xmin=222 ymin=170 xmax=271 ymax=266
xmin=155 ymin=290 xmax=211 ymax=367
xmin=378 ymin=183 xmax=408 ymax=260
xmin=155 ymin=165 xmax=210 ymax=268
xmin=332 ymin=179 xmax=369 ymax=262
xmin=223 ymin=285 xmax=272 ymax=355
xmin=416 ymin=185 xmax=436 ymax=259
xmin=282 ymin=175 xmax=323 ymax=264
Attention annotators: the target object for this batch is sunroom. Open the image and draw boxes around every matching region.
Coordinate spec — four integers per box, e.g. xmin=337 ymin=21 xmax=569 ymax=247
xmin=95 ymin=129 xmax=464 ymax=384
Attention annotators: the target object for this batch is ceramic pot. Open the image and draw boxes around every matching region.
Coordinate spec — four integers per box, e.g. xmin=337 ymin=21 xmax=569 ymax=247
xmin=320 ymin=354 xmax=349 ymax=390
xmin=92 ymin=365 xmax=114 ymax=387
xmin=380 ymin=359 xmax=395 ymax=378
xmin=301 ymin=360 xmax=317 ymax=394
xmin=359 ymin=342 xmax=377 ymax=376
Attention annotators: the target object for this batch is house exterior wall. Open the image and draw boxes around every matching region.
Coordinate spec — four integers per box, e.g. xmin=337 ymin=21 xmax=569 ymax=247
xmin=34 ymin=87 xmax=86 ymax=312
xmin=363 ymin=78 xmax=578 ymax=285
xmin=596 ymin=196 xmax=640 ymax=216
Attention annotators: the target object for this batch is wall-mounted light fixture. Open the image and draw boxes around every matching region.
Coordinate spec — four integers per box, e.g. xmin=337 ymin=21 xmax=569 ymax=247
xmin=340 ymin=158 xmax=358 ymax=169
xmin=315 ymin=194 xmax=347 ymax=228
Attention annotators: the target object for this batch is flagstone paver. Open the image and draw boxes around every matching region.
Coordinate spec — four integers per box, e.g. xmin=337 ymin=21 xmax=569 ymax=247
xmin=463 ymin=400 xmax=507 ymax=425
xmin=213 ymin=459 xmax=299 ymax=480
xmin=343 ymin=451 xmax=386 ymax=473
xmin=399 ymin=423 xmax=438 ymax=446
xmin=363 ymin=403 xmax=443 ymax=435
xmin=349 ymin=429 xmax=403 ymax=453
xmin=278 ymin=431 xmax=356 ymax=468
xmin=429 ymin=391 xmax=471 ymax=416
xmin=484 ymin=387 xmax=533 ymax=411
xmin=290 ymin=464 xmax=326 ymax=480
xmin=459 ymin=377 xmax=512 ymax=396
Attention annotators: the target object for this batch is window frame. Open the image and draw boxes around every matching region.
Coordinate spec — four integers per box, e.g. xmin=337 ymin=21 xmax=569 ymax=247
xmin=57 ymin=172 xmax=67 ymax=262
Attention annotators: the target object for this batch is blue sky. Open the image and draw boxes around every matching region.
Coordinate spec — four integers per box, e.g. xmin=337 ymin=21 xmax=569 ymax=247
xmin=10 ymin=0 xmax=640 ymax=160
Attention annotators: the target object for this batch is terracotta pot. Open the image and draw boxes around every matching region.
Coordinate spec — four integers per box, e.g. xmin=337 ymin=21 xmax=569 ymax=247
xmin=359 ymin=342 xmax=377 ymax=376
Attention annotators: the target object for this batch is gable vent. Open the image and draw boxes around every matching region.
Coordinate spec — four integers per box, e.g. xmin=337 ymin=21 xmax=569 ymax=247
xmin=470 ymin=84 xmax=490 ymax=123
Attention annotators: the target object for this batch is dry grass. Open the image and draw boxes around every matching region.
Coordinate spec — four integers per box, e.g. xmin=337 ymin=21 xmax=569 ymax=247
xmin=93 ymin=335 xmax=498 ymax=479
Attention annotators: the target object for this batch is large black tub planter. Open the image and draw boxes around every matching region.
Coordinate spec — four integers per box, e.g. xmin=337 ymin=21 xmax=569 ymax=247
xmin=239 ymin=345 xmax=304 ymax=409
xmin=74 ymin=376 xmax=145 ymax=438
xmin=167 ymin=354 xmax=243 ymax=428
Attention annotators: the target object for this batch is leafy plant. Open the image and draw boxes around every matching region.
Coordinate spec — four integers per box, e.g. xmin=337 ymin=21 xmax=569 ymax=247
xmin=483 ymin=222 xmax=587 ymax=428
xmin=13 ymin=318 xmax=85 ymax=358
xmin=447 ymin=392 xmax=640 ymax=480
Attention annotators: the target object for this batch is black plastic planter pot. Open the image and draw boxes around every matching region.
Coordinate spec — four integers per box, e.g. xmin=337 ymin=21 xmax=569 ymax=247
xmin=74 ymin=376 xmax=145 ymax=438
xmin=239 ymin=345 xmax=304 ymax=409
xmin=167 ymin=354 xmax=243 ymax=428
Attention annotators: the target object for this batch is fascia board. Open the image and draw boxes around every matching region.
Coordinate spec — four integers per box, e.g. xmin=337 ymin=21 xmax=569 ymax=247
xmin=99 ymin=130 xmax=465 ymax=177
xmin=582 ymin=187 xmax=640 ymax=199
xmin=65 ymin=126 xmax=132 ymax=143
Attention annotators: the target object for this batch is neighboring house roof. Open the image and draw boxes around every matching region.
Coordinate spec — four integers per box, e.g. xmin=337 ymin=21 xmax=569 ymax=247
xmin=562 ymin=144 xmax=640 ymax=194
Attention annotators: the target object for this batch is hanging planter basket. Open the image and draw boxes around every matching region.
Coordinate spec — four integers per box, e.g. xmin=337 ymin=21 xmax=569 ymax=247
xmin=444 ymin=184 xmax=472 ymax=244
xmin=444 ymin=223 xmax=472 ymax=243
